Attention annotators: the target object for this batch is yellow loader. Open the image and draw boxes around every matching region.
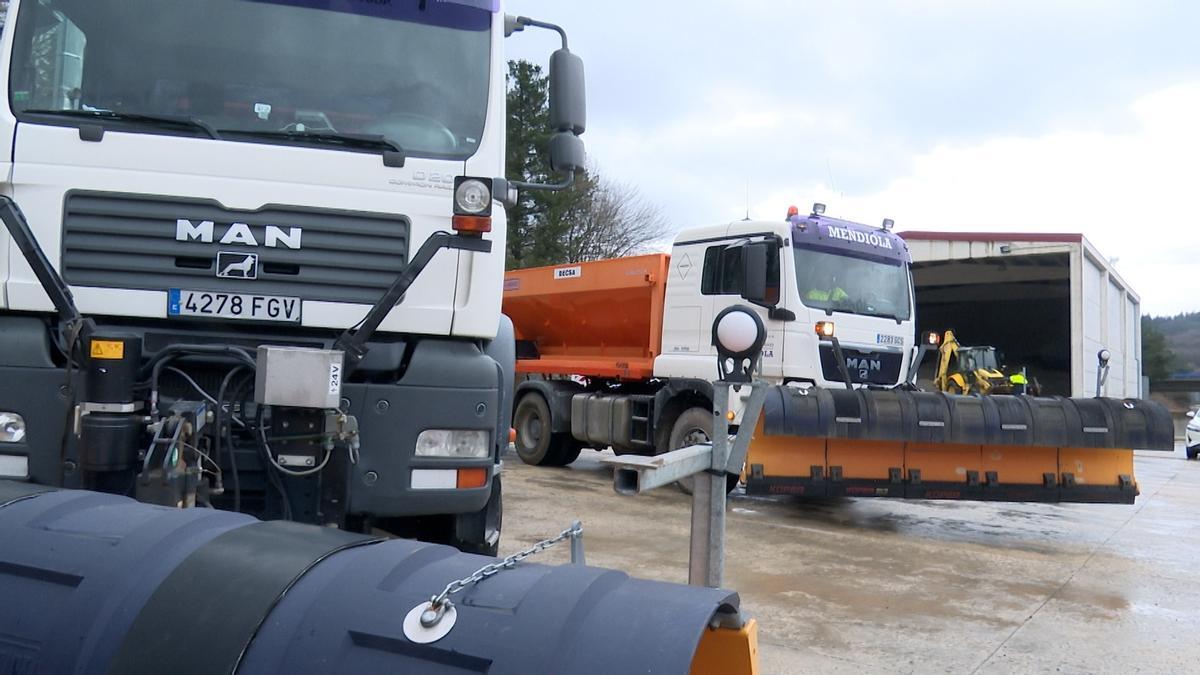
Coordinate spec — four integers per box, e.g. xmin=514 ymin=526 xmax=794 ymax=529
xmin=933 ymin=330 xmax=1038 ymax=396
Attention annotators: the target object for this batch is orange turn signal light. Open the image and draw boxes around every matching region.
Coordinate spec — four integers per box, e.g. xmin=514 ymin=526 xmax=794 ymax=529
xmin=815 ymin=321 xmax=835 ymax=338
xmin=452 ymin=214 xmax=492 ymax=235
xmin=457 ymin=467 xmax=488 ymax=489
xmin=726 ymin=410 xmax=736 ymax=421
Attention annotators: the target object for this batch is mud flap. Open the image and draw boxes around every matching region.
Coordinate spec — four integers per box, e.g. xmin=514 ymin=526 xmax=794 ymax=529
xmin=749 ymin=388 xmax=1172 ymax=504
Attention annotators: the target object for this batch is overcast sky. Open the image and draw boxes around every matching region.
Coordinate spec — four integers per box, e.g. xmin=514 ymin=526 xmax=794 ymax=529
xmin=507 ymin=1 xmax=1200 ymax=316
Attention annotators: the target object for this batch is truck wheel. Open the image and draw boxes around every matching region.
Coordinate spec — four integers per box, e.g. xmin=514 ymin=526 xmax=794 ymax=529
xmin=669 ymin=407 xmax=739 ymax=495
xmin=513 ymin=393 xmax=578 ymax=467
xmin=1188 ymin=445 xmax=1199 ymax=461
xmin=514 ymin=393 xmax=556 ymax=465
xmin=549 ymin=442 xmax=583 ymax=467
xmin=453 ymin=475 xmax=503 ymax=556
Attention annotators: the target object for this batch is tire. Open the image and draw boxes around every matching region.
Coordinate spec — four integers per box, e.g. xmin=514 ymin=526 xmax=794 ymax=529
xmin=453 ymin=475 xmax=503 ymax=556
xmin=1187 ymin=445 xmax=1199 ymax=461
xmin=551 ymin=442 xmax=583 ymax=467
xmin=669 ymin=407 xmax=740 ymax=495
xmin=513 ymin=392 xmax=578 ymax=467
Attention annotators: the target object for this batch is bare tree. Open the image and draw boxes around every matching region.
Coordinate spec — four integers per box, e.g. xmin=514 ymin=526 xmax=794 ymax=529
xmin=506 ymin=60 xmax=670 ymax=268
xmin=555 ymin=170 xmax=670 ymax=263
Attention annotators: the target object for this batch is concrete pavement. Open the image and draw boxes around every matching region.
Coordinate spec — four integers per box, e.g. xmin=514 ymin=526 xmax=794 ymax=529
xmin=499 ymin=444 xmax=1200 ymax=673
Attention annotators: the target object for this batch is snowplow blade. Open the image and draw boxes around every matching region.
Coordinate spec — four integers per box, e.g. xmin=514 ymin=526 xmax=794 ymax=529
xmin=0 ymin=481 xmax=758 ymax=674
xmin=746 ymin=387 xmax=1174 ymax=504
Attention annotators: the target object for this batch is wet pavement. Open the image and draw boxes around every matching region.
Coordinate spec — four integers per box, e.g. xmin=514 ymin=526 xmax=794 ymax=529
xmin=499 ymin=443 xmax=1200 ymax=673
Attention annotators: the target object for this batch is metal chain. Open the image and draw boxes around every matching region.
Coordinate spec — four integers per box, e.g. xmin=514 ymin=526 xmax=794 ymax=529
xmin=428 ymin=522 xmax=582 ymax=610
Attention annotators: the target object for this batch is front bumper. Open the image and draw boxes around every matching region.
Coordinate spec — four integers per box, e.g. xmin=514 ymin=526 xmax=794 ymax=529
xmin=341 ymin=378 xmax=498 ymax=518
xmin=0 ymin=323 xmax=502 ymax=519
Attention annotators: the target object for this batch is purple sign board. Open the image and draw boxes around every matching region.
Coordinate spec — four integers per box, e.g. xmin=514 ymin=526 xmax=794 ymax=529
xmin=789 ymin=214 xmax=911 ymax=266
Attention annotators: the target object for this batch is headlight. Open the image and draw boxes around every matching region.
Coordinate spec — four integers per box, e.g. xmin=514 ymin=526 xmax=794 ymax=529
xmin=415 ymin=429 xmax=489 ymax=459
xmin=454 ymin=178 xmax=492 ymax=215
xmin=0 ymin=413 xmax=26 ymax=443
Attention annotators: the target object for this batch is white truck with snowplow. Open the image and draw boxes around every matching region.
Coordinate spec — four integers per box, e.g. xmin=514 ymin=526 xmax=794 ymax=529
xmin=504 ymin=205 xmax=1175 ymax=503
xmin=0 ymin=0 xmax=586 ymax=554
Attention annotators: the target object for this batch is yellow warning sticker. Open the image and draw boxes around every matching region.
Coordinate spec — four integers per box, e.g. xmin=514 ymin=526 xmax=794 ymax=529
xmin=90 ymin=340 xmax=125 ymax=360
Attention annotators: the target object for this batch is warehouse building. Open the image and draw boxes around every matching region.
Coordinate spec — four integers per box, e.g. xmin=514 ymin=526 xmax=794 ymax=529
xmin=900 ymin=232 xmax=1141 ymax=398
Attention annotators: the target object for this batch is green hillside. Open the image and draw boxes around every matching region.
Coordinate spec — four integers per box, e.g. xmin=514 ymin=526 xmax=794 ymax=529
xmin=1146 ymin=312 xmax=1200 ymax=376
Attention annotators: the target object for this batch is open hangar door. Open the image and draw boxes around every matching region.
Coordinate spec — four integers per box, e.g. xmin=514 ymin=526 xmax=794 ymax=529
xmin=903 ymin=237 xmax=1074 ymax=396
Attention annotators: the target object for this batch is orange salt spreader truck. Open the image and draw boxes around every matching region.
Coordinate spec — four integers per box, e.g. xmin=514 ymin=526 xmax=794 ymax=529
xmin=502 ymin=205 xmax=1174 ymax=504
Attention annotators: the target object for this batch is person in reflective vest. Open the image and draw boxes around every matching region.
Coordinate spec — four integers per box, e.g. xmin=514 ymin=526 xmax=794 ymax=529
xmin=805 ymin=270 xmax=849 ymax=303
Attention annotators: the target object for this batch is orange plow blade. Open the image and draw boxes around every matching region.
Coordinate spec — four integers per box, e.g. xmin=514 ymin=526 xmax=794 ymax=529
xmin=746 ymin=387 xmax=1173 ymax=504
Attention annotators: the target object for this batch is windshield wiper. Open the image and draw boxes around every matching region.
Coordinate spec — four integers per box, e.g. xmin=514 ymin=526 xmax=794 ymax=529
xmin=216 ymin=130 xmax=406 ymax=165
xmin=21 ymin=108 xmax=222 ymax=140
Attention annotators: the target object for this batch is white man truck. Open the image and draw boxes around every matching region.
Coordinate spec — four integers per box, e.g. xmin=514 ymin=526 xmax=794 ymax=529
xmin=504 ymin=205 xmax=1174 ymax=504
xmin=0 ymin=0 xmax=587 ymax=554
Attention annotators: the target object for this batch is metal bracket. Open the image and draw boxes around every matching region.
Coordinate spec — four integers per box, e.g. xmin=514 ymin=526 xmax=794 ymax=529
xmin=334 ymin=233 xmax=491 ymax=375
xmin=821 ymin=335 xmax=855 ymax=391
xmin=0 ymin=197 xmax=95 ymax=344
xmin=569 ymin=519 xmax=586 ymax=565
xmin=602 ymin=384 xmax=766 ymax=496
xmin=403 ymin=601 xmax=458 ymax=644
xmin=602 ymin=381 xmax=768 ymax=589
xmin=607 ymin=443 xmax=714 ymax=495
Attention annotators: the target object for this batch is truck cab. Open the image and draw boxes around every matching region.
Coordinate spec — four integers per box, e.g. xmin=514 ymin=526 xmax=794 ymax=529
xmin=504 ymin=205 xmax=916 ymax=470
xmin=0 ymin=0 xmax=588 ymax=555
xmin=656 ymin=205 xmax=915 ymax=390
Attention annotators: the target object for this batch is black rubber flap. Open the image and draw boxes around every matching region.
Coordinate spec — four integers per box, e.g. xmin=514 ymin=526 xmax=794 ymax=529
xmin=0 ymin=479 xmax=56 ymax=508
xmin=1070 ymin=398 xmax=1116 ymax=448
xmin=1025 ymin=396 xmax=1081 ymax=447
xmin=109 ymin=520 xmax=381 ymax=675
xmin=907 ymin=391 xmax=952 ymax=443
xmin=1098 ymin=398 xmax=1175 ymax=451
xmin=829 ymin=388 xmax=870 ymax=438
xmin=763 ymin=386 xmax=832 ymax=437
xmin=946 ymin=395 xmax=995 ymax=445
xmin=761 ymin=386 xmax=1175 ymax=451
xmin=989 ymin=396 xmax=1035 ymax=446
xmin=861 ymin=390 xmax=914 ymax=442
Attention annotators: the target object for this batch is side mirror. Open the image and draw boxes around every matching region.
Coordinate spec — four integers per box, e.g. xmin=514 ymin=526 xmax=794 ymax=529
xmin=1187 ymin=410 xmax=1196 ymax=419
xmin=547 ymin=48 xmax=587 ymax=174
xmin=740 ymin=242 xmax=769 ymax=304
xmin=506 ymin=18 xmax=587 ymax=192
xmin=549 ymin=132 xmax=586 ymax=174
xmin=549 ymin=49 xmax=586 ymax=136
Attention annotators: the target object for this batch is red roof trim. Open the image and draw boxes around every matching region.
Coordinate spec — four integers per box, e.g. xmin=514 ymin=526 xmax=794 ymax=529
xmin=898 ymin=231 xmax=1083 ymax=243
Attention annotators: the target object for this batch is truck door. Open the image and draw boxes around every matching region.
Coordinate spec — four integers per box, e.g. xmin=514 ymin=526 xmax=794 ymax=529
xmin=699 ymin=238 xmax=786 ymax=380
xmin=657 ymin=242 xmax=716 ymax=380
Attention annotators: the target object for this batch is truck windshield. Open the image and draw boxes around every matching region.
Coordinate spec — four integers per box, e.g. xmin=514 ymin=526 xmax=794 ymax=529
xmin=8 ymin=0 xmax=492 ymax=160
xmin=795 ymin=246 xmax=912 ymax=321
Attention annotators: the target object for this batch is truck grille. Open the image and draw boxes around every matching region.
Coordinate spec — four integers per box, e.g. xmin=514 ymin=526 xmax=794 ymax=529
xmin=61 ymin=191 xmax=409 ymax=305
xmin=819 ymin=345 xmax=903 ymax=385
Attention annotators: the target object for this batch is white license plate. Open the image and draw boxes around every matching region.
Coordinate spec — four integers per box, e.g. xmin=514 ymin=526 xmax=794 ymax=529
xmin=168 ymin=289 xmax=301 ymax=323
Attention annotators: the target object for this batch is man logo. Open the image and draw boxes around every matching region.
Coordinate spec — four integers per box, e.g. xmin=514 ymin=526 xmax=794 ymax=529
xmin=217 ymin=252 xmax=259 ymax=279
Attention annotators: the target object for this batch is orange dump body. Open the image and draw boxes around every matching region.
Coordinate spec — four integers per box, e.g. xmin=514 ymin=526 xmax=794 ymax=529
xmin=503 ymin=254 xmax=670 ymax=380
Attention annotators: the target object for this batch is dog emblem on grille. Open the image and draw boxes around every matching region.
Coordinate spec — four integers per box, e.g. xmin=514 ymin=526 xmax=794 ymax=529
xmin=216 ymin=252 xmax=259 ymax=279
